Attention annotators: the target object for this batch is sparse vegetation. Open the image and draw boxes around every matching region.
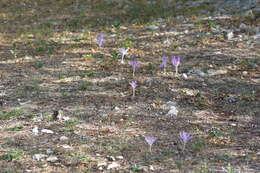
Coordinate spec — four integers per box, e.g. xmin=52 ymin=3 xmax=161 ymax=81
xmin=0 ymin=0 xmax=259 ymax=172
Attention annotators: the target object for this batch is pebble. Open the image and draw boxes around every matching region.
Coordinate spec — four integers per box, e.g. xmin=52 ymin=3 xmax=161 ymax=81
xmin=32 ymin=154 xmax=46 ymax=161
xmin=32 ymin=126 xmax=39 ymax=135
xmin=106 ymin=156 xmax=116 ymax=161
xmin=225 ymin=30 xmax=234 ymax=40
xmin=116 ymin=156 xmax=124 ymax=160
xmin=46 ymin=156 xmax=58 ymax=162
xmin=41 ymin=129 xmax=54 ymax=134
xmin=167 ymin=106 xmax=178 ymax=116
xmin=107 ymin=162 xmax=120 ymax=170
xmin=188 ymin=69 xmax=206 ymax=77
xmin=46 ymin=149 xmax=54 ymax=155
xmin=97 ymin=161 xmax=107 ymax=167
xmin=146 ymin=25 xmax=159 ymax=31
xmin=207 ymin=69 xmax=228 ymax=76
xmin=60 ymin=136 xmax=69 ymax=141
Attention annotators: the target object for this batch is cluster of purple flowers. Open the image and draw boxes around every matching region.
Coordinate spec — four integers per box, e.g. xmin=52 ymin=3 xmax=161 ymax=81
xmin=159 ymin=55 xmax=181 ymax=75
xmin=144 ymin=131 xmax=192 ymax=152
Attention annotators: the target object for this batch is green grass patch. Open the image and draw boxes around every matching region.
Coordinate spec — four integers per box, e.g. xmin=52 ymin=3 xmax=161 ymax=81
xmin=0 ymin=109 xmax=23 ymax=120
xmin=78 ymin=81 xmax=93 ymax=90
xmin=0 ymin=150 xmax=23 ymax=162
xmin=7 ymin=125 xmax=24 ymax=131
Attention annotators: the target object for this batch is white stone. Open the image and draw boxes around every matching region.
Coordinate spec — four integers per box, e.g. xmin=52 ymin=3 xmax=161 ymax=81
xmin=32 ymin=126 xmax=39 ymax=135
xmin=116 ymin=156 xmax=124 ymax=160
xmin=60 ymin=136 xmax=69 ymax=141
xmin=61 ymin=145 xmax=73 ymax=149
xmin=167 ymin=106 xmax=178 ymax=116
xmin=32 ymin=154 xmax=46 ymax=161
xmin=107 ymin=162 xmax=120 ymax=170
xmin=97 ymin=161 xmax=107 ymax=167
xmin=146 ymin=25 xmax=159 ymax=30
xmin=41 ymin=129 xmax=54 ymax=134
xmin=188 ymin=69 xmax=206 ymax=77
xmin=207 ymin=69 xmax=227 ymax=76
xmin=46 ymin=156 xmax=58 ymax=162
xmin=46 ymin=149 xmax=54 ymax=154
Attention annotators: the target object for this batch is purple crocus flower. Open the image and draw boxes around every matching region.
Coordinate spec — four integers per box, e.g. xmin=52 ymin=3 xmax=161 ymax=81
xmin=129 ymin=80 xmax=137 ymax=88
xmin=129 ymin=80 xmax=137 ymax=97
xmin=119 ymin=48 xmax=128 ymax=63
xmin=144 ymin=136 xmax=157 ymax=152
xmin=171 ymin=56 xmax=181 ymax=75
xmin=179 ymin=131 xmax=192 ymax=151
xmin=129 ymin=60 xmax=139 ymax=77
xmin=97 ymin=33 xmax=105 ymax=40
xmin=96 ymin=33 xmax=105 ymax=47
xmin=159 ymin=56 xmax=168 ymax=73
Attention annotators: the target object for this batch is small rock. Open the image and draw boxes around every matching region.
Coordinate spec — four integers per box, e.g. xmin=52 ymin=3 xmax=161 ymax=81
xmin=207 ymin=69 xmax=228 ymax=76
xmin=188 ymin=69 xmax=206 ymax=77
xmin=155 ymin=18 xmax=164 ymax=23
xmin=46 ymin=149 xmax=54 ymax=155
xmin=41 ymin=129 xmax=54 ymax=134
xmin=46 ymin=156 xmax=58 ymax=162
xmin=252 ymin=33 xmax=260 ymax=40
xmin=149 ymin=165 xmax=155 ymax=171
xmin=224 ymin=30 xmax=234 ymax=40
xmin=239 ymin=23 xmax=248 ymax=32
xmin=251 ymin=78 xmax=260 ymax=83
xmin=176 ymin=15 xmax=185 ymax=21
xmin=97 ymin=161 xmax=107 ymax=167
xmin=242 ymin=71 xmax=248 ymax=75
xmin=167 ymin=106 xmax=178 ymax=116
xmin=160 ymin=101 xmax=177 ymax=110
xmin=116 ymin=156 xmax=124 ymax=160
xmin=61 ymin=145 xmax=73 ymax=149
xmin=32 ymin=126 xmax=39 ymax=135
xmin=114 ymin=106 xmax=120 ymax=111
xmin=183 ymin=73 xmax=188 ymax=79
xmin=106 ymin=156 xmax=115 ymax=161
xmin=107 ymin=162 xmax=120 ymax=170
xmin=60 ymin=136 xmax=69 ymax=141
xmin=146 ymin=25 xmax=159 ymax=31
xmin=32 ymin=154 xmax=46 ymax=161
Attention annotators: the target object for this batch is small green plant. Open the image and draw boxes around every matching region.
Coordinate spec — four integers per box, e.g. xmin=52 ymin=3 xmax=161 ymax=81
xmin=121 ymin=36 xmax=134 ymax=48
xmin=0 ymin=150 xmax=23 ymax=161
xmin=34 ymin=61 xmax=44 ymax=68
xmin=192 ymin=138 xmax=206 ymax=152
xmin=129 ymin=164 xmax=143 ymax=172
xmin=83 ymin=71 xmax=95 ymax=77
xmin=29 ymin=39 xmax=56 ymax=54
xmin=112 ymin=18 xmax=121 ymax=29
xmin=79 ymin=81 xmax=93 ymax=90
xmin=69 ymin=152 xmax=92 ymax=162
xmin=223 ymin=164 xmax=235 ymax=173
xmin=237 ymin=59 xmax=258 ymax=68
xmin=110 ymin=50 xmax=119 ymax=59
xmin=82 ymin=53 xmax=92 ymax=59
xmin=10 ymin=50 xmax=18 ymax=59
xmin=208 ymin=127 xmax=222 ymax=138
xmin=240 ymin=90 xmax=257 ymax=101
xmin=0 ymin=109 xmax=23 ymax=120
xmin=93 ymin=53 xmax=104 ymax=59
xmin=64 ymin=120 xmax=78 ymax=127
xmin=215 ymin=154 xmax=232 ymax=162
xmin=7 ymin=125 xmax=24 ymax=131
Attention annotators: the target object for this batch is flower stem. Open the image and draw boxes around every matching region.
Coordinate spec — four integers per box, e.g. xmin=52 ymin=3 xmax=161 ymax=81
xmin=175 ymin=65 xmax=178 ymax=76
xmin=132 ymin=88 xmax=135 ymax=98
xmin=121 ymin=55 xmax=125 ymax=64
xmin=133 ymin=67 xmax=135 ymax=77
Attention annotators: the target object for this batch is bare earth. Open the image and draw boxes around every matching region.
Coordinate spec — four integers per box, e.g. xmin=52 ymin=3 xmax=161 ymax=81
xmin=0 ymin=0 xmax=259 ymax=172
